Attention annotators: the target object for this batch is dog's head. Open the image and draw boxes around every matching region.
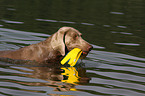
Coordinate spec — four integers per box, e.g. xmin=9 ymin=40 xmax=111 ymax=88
xmin=50 ymin=27 xmax=93 ymax=58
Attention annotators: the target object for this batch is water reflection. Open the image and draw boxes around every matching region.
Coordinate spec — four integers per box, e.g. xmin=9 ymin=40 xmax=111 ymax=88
xmin=10 ymin=65 xmax=91 ymax=92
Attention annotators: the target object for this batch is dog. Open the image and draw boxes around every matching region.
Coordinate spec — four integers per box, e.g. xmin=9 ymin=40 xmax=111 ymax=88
xmin=0 ymin=27 xmax=93 ymax=64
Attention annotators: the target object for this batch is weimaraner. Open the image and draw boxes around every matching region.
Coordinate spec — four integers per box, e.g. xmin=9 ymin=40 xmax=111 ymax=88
xmin=0 ymin=27 xmax=93 ymax=64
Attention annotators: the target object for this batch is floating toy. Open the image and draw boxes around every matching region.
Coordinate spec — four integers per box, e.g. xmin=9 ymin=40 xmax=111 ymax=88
xmin=61 ymin=48 xmax=82 ymax=66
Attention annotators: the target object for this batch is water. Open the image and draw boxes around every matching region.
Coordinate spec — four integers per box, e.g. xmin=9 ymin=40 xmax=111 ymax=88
xmin=0 ymin=0 xmax=145 ymax=96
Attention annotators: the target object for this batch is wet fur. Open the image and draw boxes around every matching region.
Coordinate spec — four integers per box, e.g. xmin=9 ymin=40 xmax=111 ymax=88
xmin=0 ymin=27 xmax=92 ymax=64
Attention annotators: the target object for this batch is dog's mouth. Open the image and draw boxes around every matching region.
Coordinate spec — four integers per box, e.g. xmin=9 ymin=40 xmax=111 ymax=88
xmin=81 ymin=51 xmax=89 ymax=59
xmin=65 ymin=48 xmax=91 ymax=59
xmin=82 ymin=51 xmax=88 ymax=55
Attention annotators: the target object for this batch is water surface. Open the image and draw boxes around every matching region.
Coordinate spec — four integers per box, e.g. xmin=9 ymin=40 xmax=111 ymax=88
xmin=0 ymin=0 xmax=145 ymax=96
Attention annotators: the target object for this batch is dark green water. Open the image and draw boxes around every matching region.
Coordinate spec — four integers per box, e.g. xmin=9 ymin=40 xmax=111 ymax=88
xmin=0 ymin=0 xmax=145 ymax=96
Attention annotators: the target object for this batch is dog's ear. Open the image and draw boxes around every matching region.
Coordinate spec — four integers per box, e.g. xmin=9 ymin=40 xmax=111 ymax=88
xmin=50 ymin=27 xmax=71 ymax=56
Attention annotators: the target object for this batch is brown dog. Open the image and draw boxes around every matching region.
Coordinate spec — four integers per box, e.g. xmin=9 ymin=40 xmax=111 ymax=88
xmin=0 ymin=27 xmax=93 ymax=64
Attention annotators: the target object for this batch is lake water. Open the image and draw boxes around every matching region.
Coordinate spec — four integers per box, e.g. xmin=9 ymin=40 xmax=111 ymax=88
xmin=0 ymin=0 xmax=145 ymax=96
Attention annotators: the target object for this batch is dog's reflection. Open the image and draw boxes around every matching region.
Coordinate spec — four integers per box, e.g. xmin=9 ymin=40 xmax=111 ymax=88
xmin=14 ymin=65 xmax=91 ymax=91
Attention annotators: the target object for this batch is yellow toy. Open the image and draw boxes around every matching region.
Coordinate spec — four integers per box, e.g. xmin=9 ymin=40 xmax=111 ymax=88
xmin=61 ymin=48 xmax=82 ymax=66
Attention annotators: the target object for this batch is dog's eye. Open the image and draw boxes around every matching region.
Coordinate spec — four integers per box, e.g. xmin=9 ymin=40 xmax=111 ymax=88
xmin=73 ymin=34 xmax=78 ymax=40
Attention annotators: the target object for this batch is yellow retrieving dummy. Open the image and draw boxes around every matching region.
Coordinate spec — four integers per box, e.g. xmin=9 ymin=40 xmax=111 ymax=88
xmin=61 ymin=48 xmax=82 ymax=66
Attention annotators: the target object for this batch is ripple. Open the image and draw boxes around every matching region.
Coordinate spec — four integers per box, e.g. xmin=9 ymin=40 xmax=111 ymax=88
xmin=120 ymin=32 xmax=133 ymax=35
xmin=81 ymin=23 xmax=95 ymax=26
xmin=0 ymin=28 xmax=50 ymax=38
xmin=0 ymin=28 xmax=50 ymax=45
xmin=7 ymin=8 xmax=16 ymax=11
xmin=103 ymin=25 xmax=111 ymax=27
xmin=59 ymin=21 xmax=76 ymax=24
xmin=1 ymin=19 xmax=24 ymax=24
xmin=36 ymin=18 xmax=94 ymax=26
xmin=0 ymin=87 xmax=45 ymax=96
xmin=92 ymin=44 xmax=105 ymax=49
xmin=92 ymin=77 xmax=145 ymax=90
xmin=77 ymin=82 xmax=145 ymax=96
xmin=110 ymin=11 xmax=124 ymax=15
xmin=88 ymin=50 xmax=145 ymax=68
xmin=114 ymin=43 xmax=140 ymax=46
xmin=0 ymin=75 xmax=46 ymax=82
xmin=111 ymin=31 xmax=133 ymax=35
xmin=117 ymin=25 xmax=127 ymax=28
xmin=0 ymin=25 xmax=3 ymax=27
xmin=36 ymin=19 xmax=57 ymax=22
